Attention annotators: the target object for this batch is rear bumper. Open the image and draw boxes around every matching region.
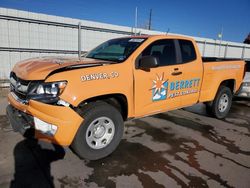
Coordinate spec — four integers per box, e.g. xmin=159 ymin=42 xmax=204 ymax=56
xmin=235 ymin=82 xmax=250 ymax=98
xmin=7 ymin=92 xmax=83 ymax=146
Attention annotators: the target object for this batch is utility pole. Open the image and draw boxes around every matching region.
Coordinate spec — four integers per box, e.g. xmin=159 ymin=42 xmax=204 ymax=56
xmin=78 ymin=22 xmax=82 ymax=61
xmin=135 ymin=7 xmax=138 ymax=35
xmin=148 ymin=9 xmax=152 ymax=30
xmin=218 ymin=26 xmax=223 ymax=57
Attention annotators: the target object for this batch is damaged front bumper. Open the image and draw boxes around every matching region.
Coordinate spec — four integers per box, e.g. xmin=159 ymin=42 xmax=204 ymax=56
xmin=7 ymin=92 xmax=83 ymax=146
xmin=6 ymin=104 xmax=34 ymax=137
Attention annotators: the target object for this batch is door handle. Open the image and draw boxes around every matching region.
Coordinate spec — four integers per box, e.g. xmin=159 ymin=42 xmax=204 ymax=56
xmin=174 ymin=68 xmax=179 ymax=71
xmin=171 ymin=71 xmax=182 ymax=76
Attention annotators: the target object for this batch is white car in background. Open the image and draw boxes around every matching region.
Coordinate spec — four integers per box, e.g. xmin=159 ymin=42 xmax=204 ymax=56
xmin=236 ymin=62 xmax=250 ymax=98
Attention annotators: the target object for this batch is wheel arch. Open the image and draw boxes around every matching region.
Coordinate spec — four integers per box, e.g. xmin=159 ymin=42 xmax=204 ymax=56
xmin=76 ymin=93 xmax=128 ymax=121
xmin=219 ymin=79 xmax=235 ymax=93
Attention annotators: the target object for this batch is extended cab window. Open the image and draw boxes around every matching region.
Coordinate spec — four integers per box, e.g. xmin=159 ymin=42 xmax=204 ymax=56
xmin=179 ymin=40 xmax=196 ymax=63
xmin=141 ymin=39 xmax=177 ymax=66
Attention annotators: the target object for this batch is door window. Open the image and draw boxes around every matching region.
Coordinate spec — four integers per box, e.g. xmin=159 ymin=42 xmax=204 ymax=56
xmin=141 ymin=39 xmax=177 ymax=66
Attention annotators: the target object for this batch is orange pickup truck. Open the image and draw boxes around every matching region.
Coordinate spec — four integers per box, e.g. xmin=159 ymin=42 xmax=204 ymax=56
xmin=6 ymin=35 xmax=246 ymax=160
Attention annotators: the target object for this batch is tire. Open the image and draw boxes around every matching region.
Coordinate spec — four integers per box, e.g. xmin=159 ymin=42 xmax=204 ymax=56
xmin=71 ymin=102 xmax=124 ymax=160
xmin=205 ymin=101 xmax=213 ymax=115
xmin=209 ymin=86 xmax=233 ymax=119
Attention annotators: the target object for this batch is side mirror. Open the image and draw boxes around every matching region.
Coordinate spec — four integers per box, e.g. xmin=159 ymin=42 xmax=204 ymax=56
xmin=139 ymin=56 xmax=159 ymax=69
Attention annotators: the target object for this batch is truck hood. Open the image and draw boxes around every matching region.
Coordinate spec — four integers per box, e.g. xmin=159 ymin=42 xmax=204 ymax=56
xmin=12 ymin=56 xmax=115 ymax=80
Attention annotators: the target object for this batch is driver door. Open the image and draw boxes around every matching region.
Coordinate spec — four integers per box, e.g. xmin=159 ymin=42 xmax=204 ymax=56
xmin=133 ymin=39 xmax=182 ymax=117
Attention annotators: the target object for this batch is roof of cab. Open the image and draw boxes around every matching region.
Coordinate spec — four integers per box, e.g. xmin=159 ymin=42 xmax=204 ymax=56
xmin=128 ymin=34 xmax=193 ymax=40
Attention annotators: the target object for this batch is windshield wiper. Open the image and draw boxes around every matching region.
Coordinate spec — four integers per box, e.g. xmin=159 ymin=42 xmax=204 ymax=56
xmin=87 ymin=57 xmax=120 ymax=63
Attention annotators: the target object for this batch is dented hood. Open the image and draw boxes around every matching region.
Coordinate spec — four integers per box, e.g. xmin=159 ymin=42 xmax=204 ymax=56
xmin=12 ymin=56 xmax=115 ymax=80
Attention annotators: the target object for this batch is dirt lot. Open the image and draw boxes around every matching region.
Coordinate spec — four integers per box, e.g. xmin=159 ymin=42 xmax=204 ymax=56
xmin=0 ymin=89 xmax=250 ymax=187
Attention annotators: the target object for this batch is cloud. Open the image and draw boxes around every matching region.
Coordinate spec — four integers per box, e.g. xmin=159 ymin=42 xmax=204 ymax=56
xmin=153 ymin=93 xmax=161 ymax=100
xmin=161 ymin=89 xmax=166 ymax=95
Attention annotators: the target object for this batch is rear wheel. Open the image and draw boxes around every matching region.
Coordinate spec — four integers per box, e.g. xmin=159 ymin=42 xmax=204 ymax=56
xmin=71 ymin=102 xmax=124 ymax=160
xmin=206 ymin=86 xmax=232 ymax=119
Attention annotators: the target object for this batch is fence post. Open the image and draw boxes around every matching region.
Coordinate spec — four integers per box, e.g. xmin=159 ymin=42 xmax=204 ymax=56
xmin=202 ymin=40 xmax=206 ymax=57
xmin=224 ymin=43 xmax=228 ymax=58
xmin=241 ymin=46 xmax=245 ymax=59
xmin=78 ymin=22 xmax=82 ymax=60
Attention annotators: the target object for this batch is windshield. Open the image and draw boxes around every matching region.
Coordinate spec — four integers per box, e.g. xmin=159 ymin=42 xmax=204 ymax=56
xmin=86 ymin=37 xmax=146 ymax=62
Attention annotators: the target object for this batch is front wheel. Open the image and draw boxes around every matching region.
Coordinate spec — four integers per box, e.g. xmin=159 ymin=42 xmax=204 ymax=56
xmin=71 ymin=102 xmax=124 ymax=160
xmin=206 ymin=86 xmax=233 ymax=119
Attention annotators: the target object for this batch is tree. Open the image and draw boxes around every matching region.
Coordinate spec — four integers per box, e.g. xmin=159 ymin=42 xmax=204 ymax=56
xmin=244 ymin=33 xmax=250 ymax=44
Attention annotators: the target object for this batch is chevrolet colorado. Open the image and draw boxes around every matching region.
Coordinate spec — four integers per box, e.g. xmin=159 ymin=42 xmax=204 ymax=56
xmin=6 ymin=35 xmax=246 ymax=160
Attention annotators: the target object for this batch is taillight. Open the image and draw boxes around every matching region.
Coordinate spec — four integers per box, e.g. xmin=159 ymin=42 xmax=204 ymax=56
xmin=243 ymin=62 xmax=246 ymax=79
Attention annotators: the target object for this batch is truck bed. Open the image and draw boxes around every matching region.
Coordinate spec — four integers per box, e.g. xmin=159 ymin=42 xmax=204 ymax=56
xmin=199 ymin=59 xmax=246 ymax=103
xmin=202 ymin=57 xmax=244 ymax=63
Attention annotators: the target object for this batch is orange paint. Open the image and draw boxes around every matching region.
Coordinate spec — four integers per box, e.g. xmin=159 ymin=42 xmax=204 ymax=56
xmin=8 ymin=35 xmax=245 ymax=146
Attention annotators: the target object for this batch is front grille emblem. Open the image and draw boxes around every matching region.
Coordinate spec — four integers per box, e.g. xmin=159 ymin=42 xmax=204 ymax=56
xmin=16 ymin=81 xmax=21 ymax=90
xmin=10 ymin=73 xmax=29 ymax=94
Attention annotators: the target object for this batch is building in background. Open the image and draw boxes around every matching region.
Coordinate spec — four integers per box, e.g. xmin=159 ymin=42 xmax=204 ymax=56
xmin=244 ymin=33 xmax=250 ymax=44
xmin=0 ymin=7 xmax=250 ymax=82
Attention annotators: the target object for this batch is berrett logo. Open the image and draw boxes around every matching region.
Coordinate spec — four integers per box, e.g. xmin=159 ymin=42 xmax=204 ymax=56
xmin=150 ymin=73 xmax=201 ymax=101
xmin=151 ymin=73 xmax=168 ymax=101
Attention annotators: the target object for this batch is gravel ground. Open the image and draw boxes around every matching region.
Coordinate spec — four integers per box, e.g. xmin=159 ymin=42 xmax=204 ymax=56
xmin=0 ymin=88 xmax=8 ymax=115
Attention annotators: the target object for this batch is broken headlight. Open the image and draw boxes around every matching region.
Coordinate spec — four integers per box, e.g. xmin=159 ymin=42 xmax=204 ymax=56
xmin=27 ymin=81 xmax=67 ymax=103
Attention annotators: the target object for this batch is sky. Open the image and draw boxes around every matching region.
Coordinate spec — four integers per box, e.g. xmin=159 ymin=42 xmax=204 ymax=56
xmin=0 ymin=0 xmax=249 ymax=43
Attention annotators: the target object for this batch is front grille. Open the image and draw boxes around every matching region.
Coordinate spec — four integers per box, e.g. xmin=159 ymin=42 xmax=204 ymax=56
xmin=10 ymin=72 xmax=31 ymax=100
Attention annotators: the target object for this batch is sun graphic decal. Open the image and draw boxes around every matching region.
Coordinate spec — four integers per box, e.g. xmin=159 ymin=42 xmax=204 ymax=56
xmin=151 ymin=73 xmax=169 ymax=101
